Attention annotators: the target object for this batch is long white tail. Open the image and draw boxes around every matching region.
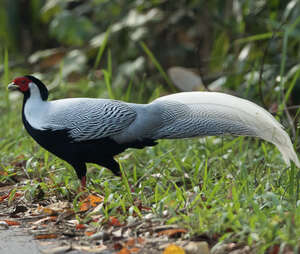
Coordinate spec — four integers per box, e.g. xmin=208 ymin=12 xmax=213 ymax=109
xmin=152 ymin=92 xmax=300 ymax=167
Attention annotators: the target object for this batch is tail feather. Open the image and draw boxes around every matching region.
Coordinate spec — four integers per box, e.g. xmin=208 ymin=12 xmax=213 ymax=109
xmin=152 ymin=92 xmax=300 ymax=167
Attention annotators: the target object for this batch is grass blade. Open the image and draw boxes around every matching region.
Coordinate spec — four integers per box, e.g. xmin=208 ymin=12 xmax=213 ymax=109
xmin=140 ymin=42 xmax=176 ymax=92
xmin=94 ymin=29 xmax=110 ymax=69
xmin=3 ymin=48 xmax=10 ymax=109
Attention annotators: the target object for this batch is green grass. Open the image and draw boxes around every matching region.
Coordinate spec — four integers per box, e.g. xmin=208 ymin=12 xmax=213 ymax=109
xmin=1 ymin=65 xmax=300 ymax=253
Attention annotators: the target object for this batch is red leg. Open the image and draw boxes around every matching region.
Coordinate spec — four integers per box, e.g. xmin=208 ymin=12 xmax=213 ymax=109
xmin=81 ymin=175 xmax=86 ymax=189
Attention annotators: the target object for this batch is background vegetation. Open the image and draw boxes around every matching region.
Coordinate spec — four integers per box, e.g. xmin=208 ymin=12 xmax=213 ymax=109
xmin=1 ymin=0 xmax=300 ymax=253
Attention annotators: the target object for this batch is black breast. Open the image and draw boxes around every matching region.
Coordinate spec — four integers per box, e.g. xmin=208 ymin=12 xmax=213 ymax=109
xmin=22 ymin=110 xmax=157 ymax=164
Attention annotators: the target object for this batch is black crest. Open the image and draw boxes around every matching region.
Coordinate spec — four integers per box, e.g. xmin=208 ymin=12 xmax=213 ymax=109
xmin=25 ymin=75 xmax=49 ymax=101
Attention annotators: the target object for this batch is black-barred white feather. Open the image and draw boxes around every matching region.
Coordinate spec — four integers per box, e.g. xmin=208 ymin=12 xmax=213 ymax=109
xmin=44 ymin=99 xmax=137 ymax=141
xmin=8 ymin=75 xmax=300 ymax=187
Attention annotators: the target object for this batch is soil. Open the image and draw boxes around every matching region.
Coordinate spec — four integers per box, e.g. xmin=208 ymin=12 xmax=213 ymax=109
xmin=0 ymin=227 xmax=41 ymax=254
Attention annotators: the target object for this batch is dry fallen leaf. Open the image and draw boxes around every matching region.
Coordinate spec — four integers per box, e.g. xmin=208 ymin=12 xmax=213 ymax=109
xmin=117 ymin=247 xmax=131 ymax=254
xmin=125 ymin=238 xmax=136 ymax=247
xmin=88 ymin=231 xmax=110 ymax=241
xmin=109 ymin=216 xmax=123 ymax=226
xmin=130 ymin=247 xmax=140 ymax=253
xmin=3 ymin=192 xmax=22 ymax=203
xmin=3 ymin=220 xmax=21 ymax=226
xmin=37 ymin=201 xmax=71 ymax=217
xmin=114 ymin=242 xmax=124 ymax=251
xmin=124 ymin=238 xmax=144 ymax=251
xmin=184 ymin=241 xmax=210 ymax=254
xmin=42 ymin=208 xmax=58 ymax=216
xmin=85 ymin=231 xmax=96 ymax=236
xmin=137 ymin=237 xmax=145 ymax=244
xmin=163 ymin=244 xmax=185 ymax=254
xmin=80 ymin=194 xmax=103 ymax=212
xmin=73 ymin=244 xmax=107 ymax=253
xmin=80 ymin=202 xmax=90 ymax=212
xmin=34 ymin=233 xmax=58 ymax=240
xmin=11 ymin=205 xmax=28 ymax=215
xmin=157 ymin=228 xmax=187 ymax=237
xmin=0 ymin=170 xmax=8 ymax=176
xmin=76 ymin=224 xmax=86 ymax=230
xmin=40 ymin=245 xmax=71 ymax=254
xmin=0 ymin=185 xmax=14 ymax=192
xmin=0 ymin=194 xmax=9 ymax=202
xmin=33 ymin=216 xmax=57 ymax=225
xmin=89 ymin=194 xmax=103 ymax=207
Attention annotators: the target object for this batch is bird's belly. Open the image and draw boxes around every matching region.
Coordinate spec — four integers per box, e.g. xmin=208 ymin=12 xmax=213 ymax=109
xmin=25 ymin=126 xmax=126 ymax=164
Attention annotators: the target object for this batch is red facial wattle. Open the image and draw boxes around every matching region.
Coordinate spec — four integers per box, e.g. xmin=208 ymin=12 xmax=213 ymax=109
xmin=13 ymin=77 xmax=30 ymax=92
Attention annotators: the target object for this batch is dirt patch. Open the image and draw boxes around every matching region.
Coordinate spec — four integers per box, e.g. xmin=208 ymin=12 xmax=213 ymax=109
xmin=0 ymin=227 xmax=41 ymax=254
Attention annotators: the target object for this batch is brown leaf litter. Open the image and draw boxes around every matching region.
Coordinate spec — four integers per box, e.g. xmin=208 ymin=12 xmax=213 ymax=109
xmin=0 ymin=184 xmax=260 ymax=254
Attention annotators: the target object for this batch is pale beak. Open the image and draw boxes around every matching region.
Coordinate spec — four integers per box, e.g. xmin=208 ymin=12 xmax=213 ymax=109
xmin=7 ymin=83 xmax=19 ymax=91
